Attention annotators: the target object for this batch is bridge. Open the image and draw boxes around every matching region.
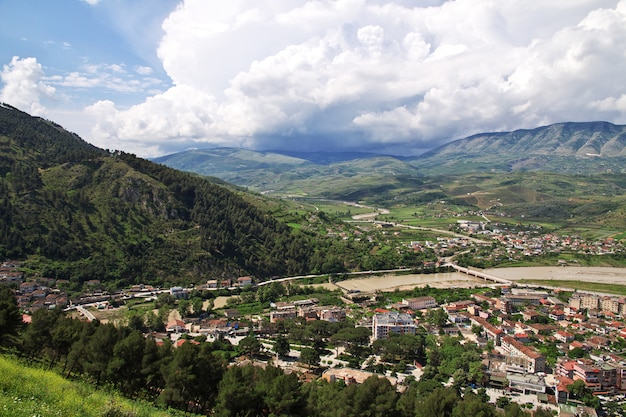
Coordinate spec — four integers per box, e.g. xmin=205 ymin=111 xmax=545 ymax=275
xmin=444 ymin=262 xmax=512 ymax=286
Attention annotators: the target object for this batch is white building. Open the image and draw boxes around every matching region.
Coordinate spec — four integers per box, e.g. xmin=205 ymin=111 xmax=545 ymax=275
xmin=372 ymin=312 xmax=416 ymax=340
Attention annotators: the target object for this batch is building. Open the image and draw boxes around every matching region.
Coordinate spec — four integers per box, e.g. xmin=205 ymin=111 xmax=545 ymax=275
xmin=319 ymin=307 xmax=347 ymax=322
xmin=402 ymin=296 xmax=437 ymax=310
xmin=170 ymin=286 xmax=186 ymax=299
xmin=270 ymin=309 xmax=297 ymax=323
xmin=467 ymin=315 xmax=503 ymax=346
xmin=166 ymin=319 xmax=187 ymax=333
xmin=507 ymin=373 xmax=546 ymax=394
xmin=501 ymin=335 xmax=546 ymax=374
xmin=237 ymin=276 xmax=253 ymax=287
xmin=600 ymin=297 xmax=622 ymax=314
xmin=372 ymin=312 xmax=416 ymax=340
xmin=554 ymin=330 xmax=575 ymax=343
xmin=572 ymin=362 xmax=601 ymax=392
xmin=580 ymin=294 xmax=600 ymax=310
xmin=502 ymin=294 xmax=543 ymax=308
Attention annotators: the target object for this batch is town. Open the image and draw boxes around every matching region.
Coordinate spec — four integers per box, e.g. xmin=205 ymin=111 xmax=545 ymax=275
xmin=2 ymin=216 xmax=626 ymax=417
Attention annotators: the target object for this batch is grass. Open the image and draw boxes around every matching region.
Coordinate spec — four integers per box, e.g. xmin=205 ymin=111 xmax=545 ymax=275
xmin=0 ymin=354 xmax=189 ymax=417
xmin=517 ymin=279 xmax=626 ymax=296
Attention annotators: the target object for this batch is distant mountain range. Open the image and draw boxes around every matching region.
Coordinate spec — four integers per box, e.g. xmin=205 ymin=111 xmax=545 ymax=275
xmin=414 ymin=121 xmax=626 ymax=175
xmin=153 ymin=121 xmax=626 ymax=196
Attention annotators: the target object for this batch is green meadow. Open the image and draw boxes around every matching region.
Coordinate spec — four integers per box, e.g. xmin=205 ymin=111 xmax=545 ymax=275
xmin=0 ymin=355 xmax=189 ymax=417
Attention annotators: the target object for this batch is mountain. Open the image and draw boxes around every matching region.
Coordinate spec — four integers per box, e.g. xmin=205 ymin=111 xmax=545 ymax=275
xmin=153 ymin=147 xmax=423 ymax=198
xmin=410 ymin=121 xmax=626 ymax=175
xmin=154 ymin=122 xmax=626 ymax=200
xmin=0 ymin=104 xmax=348 ymax=288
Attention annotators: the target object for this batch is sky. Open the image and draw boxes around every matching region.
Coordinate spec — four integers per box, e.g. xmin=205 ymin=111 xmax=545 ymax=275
xmin=1 ymin=0 xmax=626 ymax=158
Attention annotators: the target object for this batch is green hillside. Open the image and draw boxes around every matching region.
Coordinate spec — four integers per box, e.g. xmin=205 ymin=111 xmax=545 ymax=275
xmin=154 ymin=148 xmax=424 ymax=197
xmin=0 ymin=355 xmax=188 ymax=417
xmin=0 ymin=104 xmax=357 ymax=288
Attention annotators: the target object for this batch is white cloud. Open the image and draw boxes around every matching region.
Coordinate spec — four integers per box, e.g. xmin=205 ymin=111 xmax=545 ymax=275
xmin=74 ymin=0 xmax=626 ymax=155
xmin=135 ymin=65 xmax=154 ymax=75
xmin=48 ymin=62 xmax=164 ymax=94
xmin=0 ymin=56 xmax=55 ymax=116
xmin=81 ymin=0 xmax=102 ymax=6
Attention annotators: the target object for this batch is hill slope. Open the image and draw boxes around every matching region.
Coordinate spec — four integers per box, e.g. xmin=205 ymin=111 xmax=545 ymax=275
xmin=153 ymin=147 xmax=423 ymax=197
xmin=0 ymin=104 xmax=344 ymax=288
xmin=411 ymin=121 xmax=626 ymax=175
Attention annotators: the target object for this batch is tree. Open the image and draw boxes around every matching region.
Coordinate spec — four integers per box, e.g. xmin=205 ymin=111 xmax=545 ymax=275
xmin=177 ymin=299 xmax=191 ymax=318
xmin=265 ymin=372 xmax=304 ymax=416
xmin=568 ymin=346 xmax=586 ymax=359
xmin=452 ymin=392 xmax=497 ymax=417
xmin=350 ymin=376 xmax=398 ymax=417
xmin=414 ymin=387 xmax=459 ymax=417
xmin=214 ymin=365 xmax=263 ymax=417
xmin=238 ymin=335 xmax=262 ymax=358
xmin=108 ymin=330 xmax=146 ymax=396
xmin=300 ymin=347 xmax=320 ymax=369
xmin=471 ymin=324 xmax=483 ymax=337
xmin=426 ymin=308 xmax=448 ymax=327
xmin=496 ymin=396 xmax=511 ymax=408
xmin=191 ymin=297 xmax=203 ymax=316
xmin=0 ymin=287 xmax=21 ymax=344
xmin=158 ymin=341 xmax=197 ymax=410
xmin=273 ymin=335 xmax=290 ymax=358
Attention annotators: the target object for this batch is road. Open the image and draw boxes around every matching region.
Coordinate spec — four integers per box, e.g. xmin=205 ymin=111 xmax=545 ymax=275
xmin=75 ymin=305 xmax=96 ymax=321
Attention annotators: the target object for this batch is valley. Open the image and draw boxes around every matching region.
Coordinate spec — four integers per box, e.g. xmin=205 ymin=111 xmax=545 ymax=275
xmin=2 ymin=106 xmax=626 ymax=417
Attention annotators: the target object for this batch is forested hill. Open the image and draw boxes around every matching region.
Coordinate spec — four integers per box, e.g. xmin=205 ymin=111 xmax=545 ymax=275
xmin=0 ymin=104 xmax=344 ymax=288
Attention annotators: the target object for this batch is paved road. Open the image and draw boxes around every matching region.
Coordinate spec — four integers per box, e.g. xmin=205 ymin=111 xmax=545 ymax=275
xmin=76 ymin=305 xmax=96 ymax=321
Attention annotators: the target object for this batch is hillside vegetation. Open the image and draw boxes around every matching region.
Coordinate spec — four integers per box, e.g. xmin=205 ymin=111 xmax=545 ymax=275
xmin=0 ymin=104 xmax=374 ymax=288
xmin=0 ymin=355 xmax=188 ymax=417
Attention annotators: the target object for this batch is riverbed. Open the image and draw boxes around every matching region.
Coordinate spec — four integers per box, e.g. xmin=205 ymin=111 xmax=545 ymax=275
xmin=483 ymin=266 xmax=626 ymax=285
xmin=334 ymin=272 xmax=486 ymax=292
xmin=328 ymin=266 xmax=626 ymax=293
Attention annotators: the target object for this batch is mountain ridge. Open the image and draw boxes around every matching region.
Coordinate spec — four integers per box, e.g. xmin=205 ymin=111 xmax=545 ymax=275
xmin=153 ymin=121 xmax=626 ymax=197
xmin=411 ymin=121 xmax=626 ymax=174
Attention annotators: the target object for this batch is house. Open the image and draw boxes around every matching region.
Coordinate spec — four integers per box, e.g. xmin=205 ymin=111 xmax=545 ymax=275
xmin=554 ymin=330 xmax=574 ymax=343
xmin=237 ymin=276 xmax=253 ymax=287
xmin=319 ymin=307 xmax=347 ymax=322
xmin=270 ymin=309 xmax=297 ymax=323
xmin=170 ymin=287 xmax=186 ymax=299
xmin=166 ymin=319 xmax=187 ymax=333
xmin=175 ymin=339 xmax=200 ymax=348
xmin=572 ymin=362 xmax=601 ymax=392
xmin=555 ymin=375 xmax=574 ymax=404
xmin=556 ymin=360 xmax=577 ymax=379
xmin=548 ymin=309 xmax=566 ymax=321
xmin=19 ymin=282 xmax=36 ymax=294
